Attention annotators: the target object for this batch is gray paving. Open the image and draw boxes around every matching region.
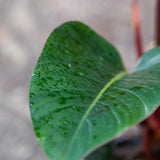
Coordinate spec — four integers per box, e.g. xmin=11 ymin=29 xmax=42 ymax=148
xmin=0 ymin=0 xmax=156 ymax=159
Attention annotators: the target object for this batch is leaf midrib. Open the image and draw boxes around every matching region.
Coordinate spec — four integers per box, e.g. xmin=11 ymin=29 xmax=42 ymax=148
xmin=67 ymin=70 xmax=127 ymax=158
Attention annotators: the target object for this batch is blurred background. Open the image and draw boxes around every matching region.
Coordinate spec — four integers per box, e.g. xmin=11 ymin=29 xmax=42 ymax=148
xmin=0 ymin=0 xmax=156 ymax=159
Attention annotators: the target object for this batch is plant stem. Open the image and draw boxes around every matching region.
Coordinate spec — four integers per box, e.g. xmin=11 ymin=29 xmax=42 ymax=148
xmin=132 ymin=0 xmax=160 ymax=159
xmin=156 ymin=0 xmax=160 ymax=46
xmin=142 ymin=124 xmax=152 ymax=160
xmin=132 ymin=0 xmax=143 ymax=58
xmin=155 ymin=0 xmax=160 ymax=133
xmin=132 ymin=1 xmax=153 ymax=159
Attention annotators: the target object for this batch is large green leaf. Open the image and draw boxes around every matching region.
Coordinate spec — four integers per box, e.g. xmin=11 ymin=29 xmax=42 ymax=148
xmin=29 ymin=21 xmax=160 ymax=160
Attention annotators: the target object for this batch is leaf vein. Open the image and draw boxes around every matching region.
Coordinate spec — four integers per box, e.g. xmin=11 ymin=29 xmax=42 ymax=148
xmin=67 ymin=71 xmax=127 ymax=157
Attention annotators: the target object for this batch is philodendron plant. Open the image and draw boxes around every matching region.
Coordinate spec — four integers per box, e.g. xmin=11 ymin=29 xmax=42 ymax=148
xmin=29 ymin=21 xmax=160 ymax=160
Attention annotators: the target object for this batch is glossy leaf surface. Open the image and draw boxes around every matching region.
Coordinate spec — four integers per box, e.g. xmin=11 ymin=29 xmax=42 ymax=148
xmin=29 ymin=21 xmax=160 ymax=160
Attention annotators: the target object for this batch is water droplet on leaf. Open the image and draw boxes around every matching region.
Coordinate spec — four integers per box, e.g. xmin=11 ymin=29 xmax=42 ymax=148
xmin=30 ymin=93 xmax=35 ymax=98
xmin=72 ymin=105 xmax=76 ymax=108
xmin=79 ymin=72 xmax=84 ymax=76
xmin=30 ymin=102 xmax=34 ymax=106
xmin=99 ymin=56 xmax=103 ymax=61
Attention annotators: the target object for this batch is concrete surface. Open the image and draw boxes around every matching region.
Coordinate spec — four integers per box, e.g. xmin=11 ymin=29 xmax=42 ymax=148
xmin=0 ymin=0 xmax=156 ymax=159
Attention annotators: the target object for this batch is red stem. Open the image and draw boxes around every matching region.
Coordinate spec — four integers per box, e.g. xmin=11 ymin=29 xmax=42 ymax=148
xmin=156 ymin=0 xmax=160 ymax=46
xmin=132 ymin=0 xmax=160 ymax=159
xmin=132 ymin=0 xmax=143 ymax=58
xmin=142 ymin=126 xmax=152 ymax=160
xmin=132 ymin=1 xmax=152 ymax=159
xmin=155 ymin=0 xmax=160 ymax=129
